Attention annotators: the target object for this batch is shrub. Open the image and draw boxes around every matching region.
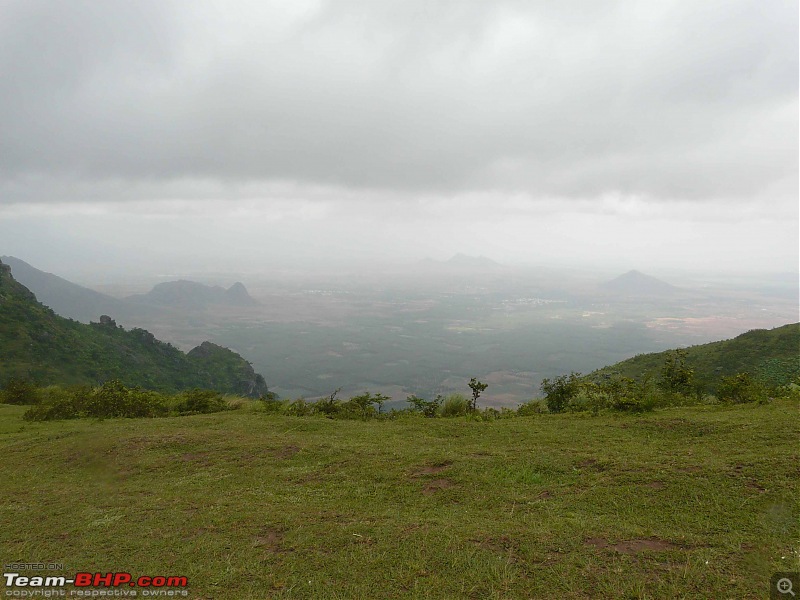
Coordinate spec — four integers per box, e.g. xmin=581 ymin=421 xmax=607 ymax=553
xmin=286 ymin=398 xmax=312 ymax=416
xmin=659 ymin=349 xmax=695 ymax=396
xmin=440 ymin=393 xmax=469 ymax=417
xmin=717 ymin=372 xmax=768 ymax=404
xmin=86 ymin=380 xmax=168 ymax=418
xmin=24 ymin=381 xmax=168 ymax=421
xmin=342 ymin=392 xmax=389 ymax=420
xmin=176 ymin=388 xmax=227 ymax=415
xmin=1 ymin=378 xmax=40 ymax=405
xmin=261 ymin=397 xmax=286 ymax=413
xmin=497 ymin=407 xmax=517 ymax=419
xmin=517 ymin=399 xmax=547 ymax=416
xmin=406 ymin=394 xmax=442 ymax=418
xmin=540 ymin=372 xmax=582 ymax=413
xmin=313 ymin=389 xmax=343 ymax=417
xmin=776 ymin=377 xmax=800 ymax=401
xmin=23 ymin=387 xmax=83 ymax=421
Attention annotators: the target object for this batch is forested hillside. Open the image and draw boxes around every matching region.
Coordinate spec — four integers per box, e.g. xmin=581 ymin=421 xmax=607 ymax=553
xmin=0 ymin=260 xmax=268 ymax=396
xmin=589 ymin=323 xmax=799 ymax=391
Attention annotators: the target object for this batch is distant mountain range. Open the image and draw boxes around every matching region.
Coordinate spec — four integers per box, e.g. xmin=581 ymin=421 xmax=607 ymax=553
xmin=1 ymin=256 xmax=258 ymax=323
xmin=127 ymin=279 xmax=258 ymax=309
xmin=0 ymin=259 xmax=268 ymax=396
xmin=600 ymin=270 xmax=678 ymax=296
xmin=445 ymin=253 xmax=502 ymax=269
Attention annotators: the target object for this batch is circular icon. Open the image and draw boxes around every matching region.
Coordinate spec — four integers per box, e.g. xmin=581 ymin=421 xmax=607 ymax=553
xmin=777 ymin=578 xmax=796 ymax=596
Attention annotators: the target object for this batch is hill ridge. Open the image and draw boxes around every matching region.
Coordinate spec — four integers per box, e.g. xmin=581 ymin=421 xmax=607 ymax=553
xmin=0 ymin=259 xmax=268 ymax=396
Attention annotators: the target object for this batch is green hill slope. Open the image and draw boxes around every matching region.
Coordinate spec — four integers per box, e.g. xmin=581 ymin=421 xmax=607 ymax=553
xmin=589 ymin=323 xmax=799 ymax=391
xmin=0 ymin=260 xmax=268 ymax=396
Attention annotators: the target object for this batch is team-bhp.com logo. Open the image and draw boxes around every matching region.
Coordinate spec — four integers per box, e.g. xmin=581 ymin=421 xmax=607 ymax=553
xmin=4 ymin=572 xmax=188 ymax=597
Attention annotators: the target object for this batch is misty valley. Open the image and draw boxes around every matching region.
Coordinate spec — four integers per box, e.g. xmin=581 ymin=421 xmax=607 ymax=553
xmin=14 ymin=255 xmax=792 ymax=407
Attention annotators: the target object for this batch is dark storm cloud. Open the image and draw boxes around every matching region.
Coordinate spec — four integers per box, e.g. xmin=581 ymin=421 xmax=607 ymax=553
xmin=0 ymin=0 xmax=796 ymax=203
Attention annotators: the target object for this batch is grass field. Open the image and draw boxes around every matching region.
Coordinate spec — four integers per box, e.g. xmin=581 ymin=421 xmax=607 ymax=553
xmin=1 ymin=399 xmax=797 ymax=599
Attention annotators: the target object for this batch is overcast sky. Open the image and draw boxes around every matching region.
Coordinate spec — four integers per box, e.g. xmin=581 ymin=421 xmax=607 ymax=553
xmin=0 ymin=0 xmax=797 ymax=280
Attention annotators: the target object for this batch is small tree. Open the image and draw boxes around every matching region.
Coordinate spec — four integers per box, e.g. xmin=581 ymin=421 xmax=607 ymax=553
xmin=717 ymin=372 xmax=767 ymax=404
xmin=407 ymin=394 xmax=442 ymax=418
xmin=468 ymin=378 xmax=488 ymax=411
xmin=1 ymin=378 xmax=40 ymax=405
xmin=540 ymin=372 xmax=582 ymax=413
xmin=659 ymin=349 xmax=695 ymax=396
xmin=314 ymin=388 xmax=342 ymax=416
xmin=345 ymin=391 xmax=389 ymax=419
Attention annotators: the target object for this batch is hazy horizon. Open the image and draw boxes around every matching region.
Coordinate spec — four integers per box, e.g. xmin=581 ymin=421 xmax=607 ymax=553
xmin=0 ymin=1 xmax=797 ymax=280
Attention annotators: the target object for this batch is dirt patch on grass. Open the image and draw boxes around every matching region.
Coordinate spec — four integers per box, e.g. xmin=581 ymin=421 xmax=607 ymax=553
xmin=422 ymin=479 xmax=454 ymax=495
xmin=537 ymin=490 xmax=553 ymax=499
xmin=678 ymin=465 xmax=703 ymax=473
xmin=745 ymin=480 xmax=767 ymax=492
xmin=253 ymin=527 xmax=288 ymax=552
xmin=276 ymin=445 xmax=300 ymax=459
xmin=472 ymin=535 xmax=522 ymax=562
xmin=412 ymin=461 xmax=452 ymax=477
xmin=585 ymin=537 xmax=679 ymax=554
xmin=645 ymin=481 xmax=666 ymax=490
xmin=180 ymin=452 xmax=210 ymax=465
xmin=577 ymin=458 xmax=608 ymax=471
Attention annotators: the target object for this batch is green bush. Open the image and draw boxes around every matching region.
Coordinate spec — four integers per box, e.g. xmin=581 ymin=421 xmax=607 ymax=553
xmin=407 ymin=394 xmax=442 ymax=418
xmin=1 ymin=378 xmax=41 ymax=405
xmin=659 ymin=349 xmax=695 ymax=395
xmin=23 ymin=387 xmax=83 ymax=421
xmin=440 ymin=393 xmax=469 ymax=417
xmin=176 ymin=388 xmax=227 ymax=415
xmin=341 ymin=392 xmax=389 ymax=420
xmin=24 ymin=381 xmax=168 ymax=420
xmin=287 ymin=398 xmax=312 ymax=416
xmin=717 ymin=372 xmax=768 ymax=404
xmin=312 ymin=389 xmax=343 ymax=417
xmin=86 ymin=380 xmax=168 ymax=418
xmin=540 ymin=372 xmax=582 ymax=413
xmin=517 ymin=399 xmax=547 ymax=416
xmin=261 ymin=397 xmax=286 ymax=413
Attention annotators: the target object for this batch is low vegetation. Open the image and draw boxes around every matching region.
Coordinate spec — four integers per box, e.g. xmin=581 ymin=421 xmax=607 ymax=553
xmin=6 ymin=347 xmax=796 ymax=425
xmin=6 ymin=379 xmax=239 ymax=421
xmin=0 ymin=394 xmax=796 ymax=598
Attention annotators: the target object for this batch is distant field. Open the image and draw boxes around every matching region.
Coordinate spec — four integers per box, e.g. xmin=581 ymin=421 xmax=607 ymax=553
xmin=127 ymin=282 xmax=797 ymax=405
xmin=1 ymin=399 xmax=797 ymax=598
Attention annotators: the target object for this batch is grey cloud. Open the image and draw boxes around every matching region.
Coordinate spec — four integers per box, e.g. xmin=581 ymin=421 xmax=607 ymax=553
xmin=0 ymin=0 xmax=796 ymax=203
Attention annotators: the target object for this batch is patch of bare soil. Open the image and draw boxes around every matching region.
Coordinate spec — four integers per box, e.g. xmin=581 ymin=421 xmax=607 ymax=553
xmin=645 ymin=481 xmax=666 ymax=490
xmin=577 ymin=458 xmax=608 ymax=471
xmin=253 ymin=527 xmax=288 ymax=552
xmin=276 ymin=444 xmax=300 ymax=459
xmin=421 ymin=479 xmax=454 ymax=495
xmin=585 ymin=537 xmax=679 ymax=554
xmin=678 ymin=465 xmax=703 ymax=473
xmin=472 ymin=535 xmax=522 ymax=562
xmin=745 ymin=480 xmax=767 ymax=492
xmin=411 ymin=461 xmax=452 ymax=477
xmin=180 ymin=452 xmax=211 ymax=465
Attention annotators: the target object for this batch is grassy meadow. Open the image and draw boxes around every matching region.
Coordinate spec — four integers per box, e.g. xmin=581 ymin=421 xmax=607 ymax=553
xmin=0 ymin=398 xmax=797 ymax=599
